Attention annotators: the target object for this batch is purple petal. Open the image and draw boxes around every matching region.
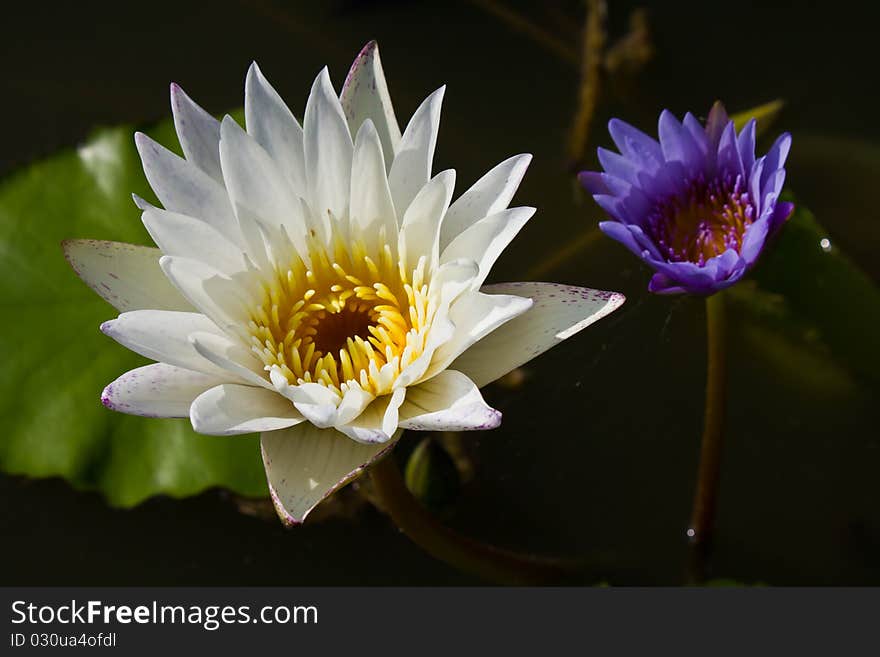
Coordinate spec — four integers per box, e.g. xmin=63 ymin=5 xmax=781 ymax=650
xmin=578 ymin=171 xmax=611 ymax=195
xmin=711 ymin=248 xmax=745 ymax=282
xmin=608 ymin=118 xmax=664 ymax=172
xmin=599 ymin=221 xmax=666 ymax=262
xmin=737 ymin=119 xmax=756 ymax=173
xmin=749 ymin=157 xmax=765 ymax=215
xmin=761 ymin=169 xmax=786 ymax=209
xmin=626 ymin=223 xmax=664 ymax=260
xmin=588 ymin=173 xmax=654 ymax=227
xmin=760 ymin=132 xmax=792 ymax=190
xmin=599 ymin=220 xmax=647 ymax=258
xmin=593 ymin=194 xmax=628 ymax=223
xmin=648 ymin=272 xmax=687 ymax=295
xmin=658 ymin=110 xmax=703 ymax=177
xmin=599 ymin=173 xmax=636 ymax=197
xmin=600 ymin=175 xmax=653 ymax=220
xmin=740 ymin=215 xmax=770 ymax=265
xmin=634 ymin=165 xmax=681 ymax=199
xmin=717 ymin=122 xmax=744 ymax=178
xmin=767 ymin=200 xmax=795 ymax=236
xmin=705 ymin=102 xmax=729 ymax=150
xmin=646 ymin=258 xmax=718 ymax=293
xmin=683 ymin=112 xmax=710 ymax=161
xmin=645 ymin=248 xmax=742 ymax=295
xmin=597 ymin=147 xmax=643 ymax=186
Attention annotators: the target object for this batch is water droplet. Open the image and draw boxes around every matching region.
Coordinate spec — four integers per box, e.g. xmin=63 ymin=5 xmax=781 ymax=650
xmin=819 ymin=237 xmax=832 ymax=252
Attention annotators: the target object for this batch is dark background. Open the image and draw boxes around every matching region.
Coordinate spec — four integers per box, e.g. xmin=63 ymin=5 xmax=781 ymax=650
xmin=2 ymin=0 xmax=879 ymax=585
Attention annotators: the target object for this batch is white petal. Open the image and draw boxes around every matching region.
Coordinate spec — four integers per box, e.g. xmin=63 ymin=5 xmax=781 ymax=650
xmin=450 ymin=282 xmax=625 ymax=387
xmin=63 ymin=239 xmax=191 ymax=312
xmin=190 ymin=383 xmax=304 ymax=436
xmin=340 ymin=41 xmax=402 ymax=170
xmin=395 ymin=319 xmax=454 ymax=391
xmin=304 ymin=67 xmax=353 ymax=238
xmin=336 ymin=388 xmax=405 ymax=444
xmin=219 ymin=115 xmax=299 ymax=269
xmin=159 ymin=256 xmax=250 ymax=332
xmin=132 ymin=193 xmax=156 ymax=212
xmin=189 ymin=331 xmax=271 ymax=389
xmin=245 ymin=62 xmax=307 ymax=197
xmin=440 ymin=206 xmax=535 ymax=288
xmin=423 ymin=289 xmax=533 ymax=381
xmin=349 ymin=119 xmax=398 ymax=251
xmin=334 ymin=381 xmax=375 ymax=426
xmin=134 ymin=132 xmax=240 ymax=243
xmin=388 ymin=87 xmax=444 ymax=217
xmin=399 ymin=370 xmax=500 ymax=431
xmin=277 ymin=380 xmax=343 ymax=428
xmin=170 ymin=83 xmax=222 ymax=181
xmin=394 ymin=258 xmax=479 ymax=387
xmin=398 ymin=169 xmax=455 ymax=271
xmin=101 ymin=310 xmax=230 ymax=377
xmin=440 ymin=154 xmax=532 ymax=250
xmin=102 ymin=363 xmax=221 ymax=418
xmin=429 ymin=257 xmax=480 ymax=308
xmin=261 ymin=424 xmax=398 ymax=525
xmin=373 ymin=359 xmax=400 ymax=393
xmin=142 ymin=208 xmax=247 ymax=275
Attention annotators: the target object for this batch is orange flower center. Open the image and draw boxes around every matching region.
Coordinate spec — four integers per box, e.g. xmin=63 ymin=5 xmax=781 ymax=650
xmin=648 ymin=173 xmax=755 ymax=265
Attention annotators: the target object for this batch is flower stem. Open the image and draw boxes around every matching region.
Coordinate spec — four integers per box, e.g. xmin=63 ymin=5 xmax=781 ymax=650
xmin=686 ymin=291 xmax=727 ymax=582
xmin=567 ymin=0 xmax=607 ymax=169
xmin=370 ymin=455 xmax=576 ymax=585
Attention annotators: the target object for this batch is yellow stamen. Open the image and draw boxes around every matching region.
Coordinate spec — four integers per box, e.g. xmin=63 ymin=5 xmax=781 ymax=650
xmin=247 ymin=239 xmax=433 ymax=397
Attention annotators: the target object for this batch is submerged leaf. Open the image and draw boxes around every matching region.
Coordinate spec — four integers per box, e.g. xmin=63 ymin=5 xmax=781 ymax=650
xmin=728 ymin=284 xmax=857 ymax=399
xmin=0 ymin=121 xmax=268 ymax=506
xmin=750 ymin=204 xmax=880 ymax=383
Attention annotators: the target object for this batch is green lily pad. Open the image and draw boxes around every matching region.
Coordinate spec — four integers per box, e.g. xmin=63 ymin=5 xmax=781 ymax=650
xmin=0 ymin=121 xmax=268 ymax=507
xmin=726 ymin=196 xmax=880 ymax=399
xmin=749 ymin=203 xmax=880 ymax=383
xmin=727 ymin=283 xmax=857 ymax=399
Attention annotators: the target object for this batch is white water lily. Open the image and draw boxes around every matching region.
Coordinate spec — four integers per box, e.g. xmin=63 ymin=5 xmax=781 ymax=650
xmin=64 ymin=42 xmax=624 ymax=524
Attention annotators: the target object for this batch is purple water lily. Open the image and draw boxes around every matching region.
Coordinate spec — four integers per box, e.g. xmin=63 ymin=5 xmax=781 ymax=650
xmin=580 ymin=103 xmax=793 ymax=295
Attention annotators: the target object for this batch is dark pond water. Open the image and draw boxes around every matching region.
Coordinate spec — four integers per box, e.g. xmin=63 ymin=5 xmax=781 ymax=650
xmin=2 ymin=0 xmax=878 ymax=585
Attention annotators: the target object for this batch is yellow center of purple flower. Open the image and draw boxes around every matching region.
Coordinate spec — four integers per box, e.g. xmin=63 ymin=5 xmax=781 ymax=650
xmin=648 ymin=173 xmax=755 ymax=265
